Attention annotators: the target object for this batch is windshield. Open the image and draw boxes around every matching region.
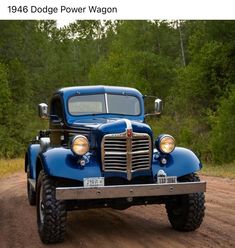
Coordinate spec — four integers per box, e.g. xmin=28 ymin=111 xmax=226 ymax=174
xmin=68 ymin=94 xmax=141 ymax=116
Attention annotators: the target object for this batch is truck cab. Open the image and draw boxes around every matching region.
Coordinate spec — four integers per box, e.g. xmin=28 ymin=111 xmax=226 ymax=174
xmin=25 ymin=85 xmax=206 ymax=244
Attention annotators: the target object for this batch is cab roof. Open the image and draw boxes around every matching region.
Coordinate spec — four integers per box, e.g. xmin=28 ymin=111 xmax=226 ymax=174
xmin=56 ymin=85 xmax=143 ymax=99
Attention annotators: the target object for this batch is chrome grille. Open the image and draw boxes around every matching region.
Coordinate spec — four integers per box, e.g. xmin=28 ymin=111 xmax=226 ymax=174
xmin=102 ymin=132 xmax=152 ymax=180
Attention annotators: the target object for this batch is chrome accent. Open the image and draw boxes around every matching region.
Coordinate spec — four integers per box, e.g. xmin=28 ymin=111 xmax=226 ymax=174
xmin=80 ymin=159 xmax=86 ymax=166
xmin=154 ymin=98 xmax=163 ymax=115
xmin=105 ymin=93 xmax=109 ymax=113
xmin=71 ymin=135 xmax=89 ymax=155
xmin=56 ymin=181 xmax=206 ymax=200
xmin=40 ymin=137 xmax=50 ymax=152
xmin=161 ymin=158 xmax=167 ymax=164
xmin=124 ymin=119 xmax=132 ymax=130
xmin=158 ymin=134 xmax=175 ymax=154
xmin=126 ymin=132 xmax=132 ymax=180
xmin=38 ymin=103 xmax=48 ymax=119
xmin=101 ymin=131 xmax=152 ymax=180
xmin=157 ymin=170 xmax=167 ymax=177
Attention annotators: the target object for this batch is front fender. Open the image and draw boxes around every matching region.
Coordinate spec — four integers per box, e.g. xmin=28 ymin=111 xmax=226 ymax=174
xmin=152 ymin=147 xmax=202 ymax=178
xmin=39 ymin=147 xmax=102 ymax=181
xmin=27 ymin=144 xmax=41 ymax=179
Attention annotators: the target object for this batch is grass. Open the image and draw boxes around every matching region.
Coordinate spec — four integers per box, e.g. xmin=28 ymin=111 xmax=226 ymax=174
xmin=200 ymin=162 xmax=235 ymax=179
xmin=0 ymin=158 xmax=24 ymax=178
xmin=0 ymin=158 xmax=235 ymax=179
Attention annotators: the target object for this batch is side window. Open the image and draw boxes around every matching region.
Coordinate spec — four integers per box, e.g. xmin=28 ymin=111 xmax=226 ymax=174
xmin=50 ymin=96 xmax=63 ymax=120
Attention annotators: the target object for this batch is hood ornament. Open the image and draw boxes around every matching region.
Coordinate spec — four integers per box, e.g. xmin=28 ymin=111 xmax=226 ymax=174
xmin=124 ymin=119 xmax=133 ymax=138
xmin=127 ymin=128 xmax=133 ymax=138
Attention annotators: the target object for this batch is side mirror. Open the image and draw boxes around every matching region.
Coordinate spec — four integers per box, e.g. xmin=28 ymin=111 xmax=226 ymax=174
xmin=154 ymin=99 xmax=163 ymax=115
xmin=38 ymin=103 xmax=48 ymax=119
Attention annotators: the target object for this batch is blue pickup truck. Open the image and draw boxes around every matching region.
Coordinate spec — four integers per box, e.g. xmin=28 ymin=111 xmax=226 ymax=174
xmin=25 ymin=85 xmax=206 ymax=244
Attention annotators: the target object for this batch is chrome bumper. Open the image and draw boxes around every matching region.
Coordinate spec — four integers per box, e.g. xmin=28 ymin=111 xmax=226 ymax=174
xmin=56 ymin=181 xmax=206 ymax=200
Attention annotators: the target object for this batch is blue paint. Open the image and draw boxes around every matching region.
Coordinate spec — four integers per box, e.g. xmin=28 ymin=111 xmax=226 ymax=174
xmin=152 ymin=147 xmax=202 ymax=178
xmin=26 ymin=86 xmax=203 ymax=183
xmin=35 ymin=146 xmax=201 ymax=181
xmin=38 ymin=147 xmax=153 ymax=181
xmin=27 ymin=144 xmax=40 ymax=179
xmin=39 ymin=148 xmax=102 ymax=181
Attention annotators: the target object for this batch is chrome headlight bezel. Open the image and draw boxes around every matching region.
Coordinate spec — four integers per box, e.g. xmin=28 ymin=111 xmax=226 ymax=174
xmin=71 ymin=135 xmax=89 ymax=156
xmin=155 ymin=134 xmax=176 ymax=154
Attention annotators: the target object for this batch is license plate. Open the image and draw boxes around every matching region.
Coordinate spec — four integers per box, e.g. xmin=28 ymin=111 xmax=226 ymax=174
xmin=157 ymin=176 xmax=177 ymax=184
xmin=83 ymin=177 xmax=105 ymax=188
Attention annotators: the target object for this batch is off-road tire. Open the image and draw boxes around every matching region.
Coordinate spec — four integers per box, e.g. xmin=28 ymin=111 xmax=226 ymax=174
xmin=165 ymin=173 xmax=205 ymax=231
xmin=36 ymin=171 xmax=67 ymax=244
xmin=27 ymin=166 xmax=36 ymax=205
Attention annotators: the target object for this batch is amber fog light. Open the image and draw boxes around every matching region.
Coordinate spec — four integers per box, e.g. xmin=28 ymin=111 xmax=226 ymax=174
xmin=71 ymin=135 xmax=89 ymax=156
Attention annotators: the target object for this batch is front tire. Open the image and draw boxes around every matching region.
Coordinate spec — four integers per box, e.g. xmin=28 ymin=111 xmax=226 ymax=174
xmin=165 ymin=173 xmax=205 ymax=231
xmin=36 ymin=171 xmax=67 ymax=244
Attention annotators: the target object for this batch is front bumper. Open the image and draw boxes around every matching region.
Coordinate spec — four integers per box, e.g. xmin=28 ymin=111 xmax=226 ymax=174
xmin=56 ymin=181 xmax=206 ymax=200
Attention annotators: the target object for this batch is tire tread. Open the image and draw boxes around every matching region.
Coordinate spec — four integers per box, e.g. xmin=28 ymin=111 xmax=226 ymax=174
xmin=36 ymin=171 xmax=67 ymax=244
xmin=166 ymin=173 xmax=205 ymax=231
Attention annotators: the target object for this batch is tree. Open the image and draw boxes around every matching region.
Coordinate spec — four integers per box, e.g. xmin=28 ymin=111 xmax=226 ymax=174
xmin=210 ymin=87 xmax=235 ymax=163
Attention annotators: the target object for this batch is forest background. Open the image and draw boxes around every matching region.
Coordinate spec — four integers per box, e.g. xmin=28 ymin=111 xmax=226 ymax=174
xmin=0 ymin=20 xmax=234 ymax=166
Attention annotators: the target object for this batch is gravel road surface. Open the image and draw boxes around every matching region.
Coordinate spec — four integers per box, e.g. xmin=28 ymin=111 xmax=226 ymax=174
xmin=0 ymin=172 xmax=234 ymax=248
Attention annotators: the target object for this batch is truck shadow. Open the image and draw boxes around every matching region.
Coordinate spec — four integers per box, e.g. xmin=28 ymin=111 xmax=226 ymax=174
xmin=65 ymin=206 xmax=199 ymax=247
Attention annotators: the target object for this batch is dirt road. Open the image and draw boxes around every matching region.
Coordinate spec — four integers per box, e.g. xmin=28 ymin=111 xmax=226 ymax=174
xmin=0 ymin=172 xmax=234 ymax=248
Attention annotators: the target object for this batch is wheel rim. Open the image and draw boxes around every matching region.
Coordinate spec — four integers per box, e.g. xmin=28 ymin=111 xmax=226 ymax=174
xmin=39 ymin=185 xmax=44 ymax=224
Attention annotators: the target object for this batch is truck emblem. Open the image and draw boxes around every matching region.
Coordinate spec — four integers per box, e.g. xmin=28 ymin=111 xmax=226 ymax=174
xmin=127 ymin=129 xmax=133 ymax=138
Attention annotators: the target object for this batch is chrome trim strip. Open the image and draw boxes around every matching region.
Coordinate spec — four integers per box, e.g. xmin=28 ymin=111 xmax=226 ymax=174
xmin=125 ymin=119 xmax=132 ymax=180
xmin=124 ymin=119 xmax=132 ymax=130
xmin=126 ymin=133 xmax=132 ymax=180
xmin=105 ymin=93 xmax=109 ymax=113
xmin=56 ymin=181 xmax=206 ymax=200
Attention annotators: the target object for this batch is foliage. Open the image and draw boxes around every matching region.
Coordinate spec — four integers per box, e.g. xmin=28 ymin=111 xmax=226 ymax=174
xmin=0 ymin=20 xmax=234 ymax=166
xmin=210 ymin=87 xmax=235 ymax=163
xmin=200 ymin=162 xmax=235 ymax=179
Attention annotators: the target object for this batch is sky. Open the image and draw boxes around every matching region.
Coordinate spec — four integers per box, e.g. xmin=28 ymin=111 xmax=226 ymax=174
xmin=57 ymin=19 xmax=75 ymax=28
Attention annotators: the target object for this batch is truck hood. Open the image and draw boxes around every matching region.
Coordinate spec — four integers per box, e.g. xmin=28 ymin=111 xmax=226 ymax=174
xmin=71 ymin=117 xmax=152 ymax=137
xmin=72 ymin=117 xmax=123 ymax=128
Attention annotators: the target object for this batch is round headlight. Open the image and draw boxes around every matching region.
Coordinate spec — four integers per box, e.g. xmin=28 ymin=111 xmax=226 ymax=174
xmin=157 ymin=135 xmax=175 ymax=154
xmin=71 ymin=135 xmax=89 ymax=155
